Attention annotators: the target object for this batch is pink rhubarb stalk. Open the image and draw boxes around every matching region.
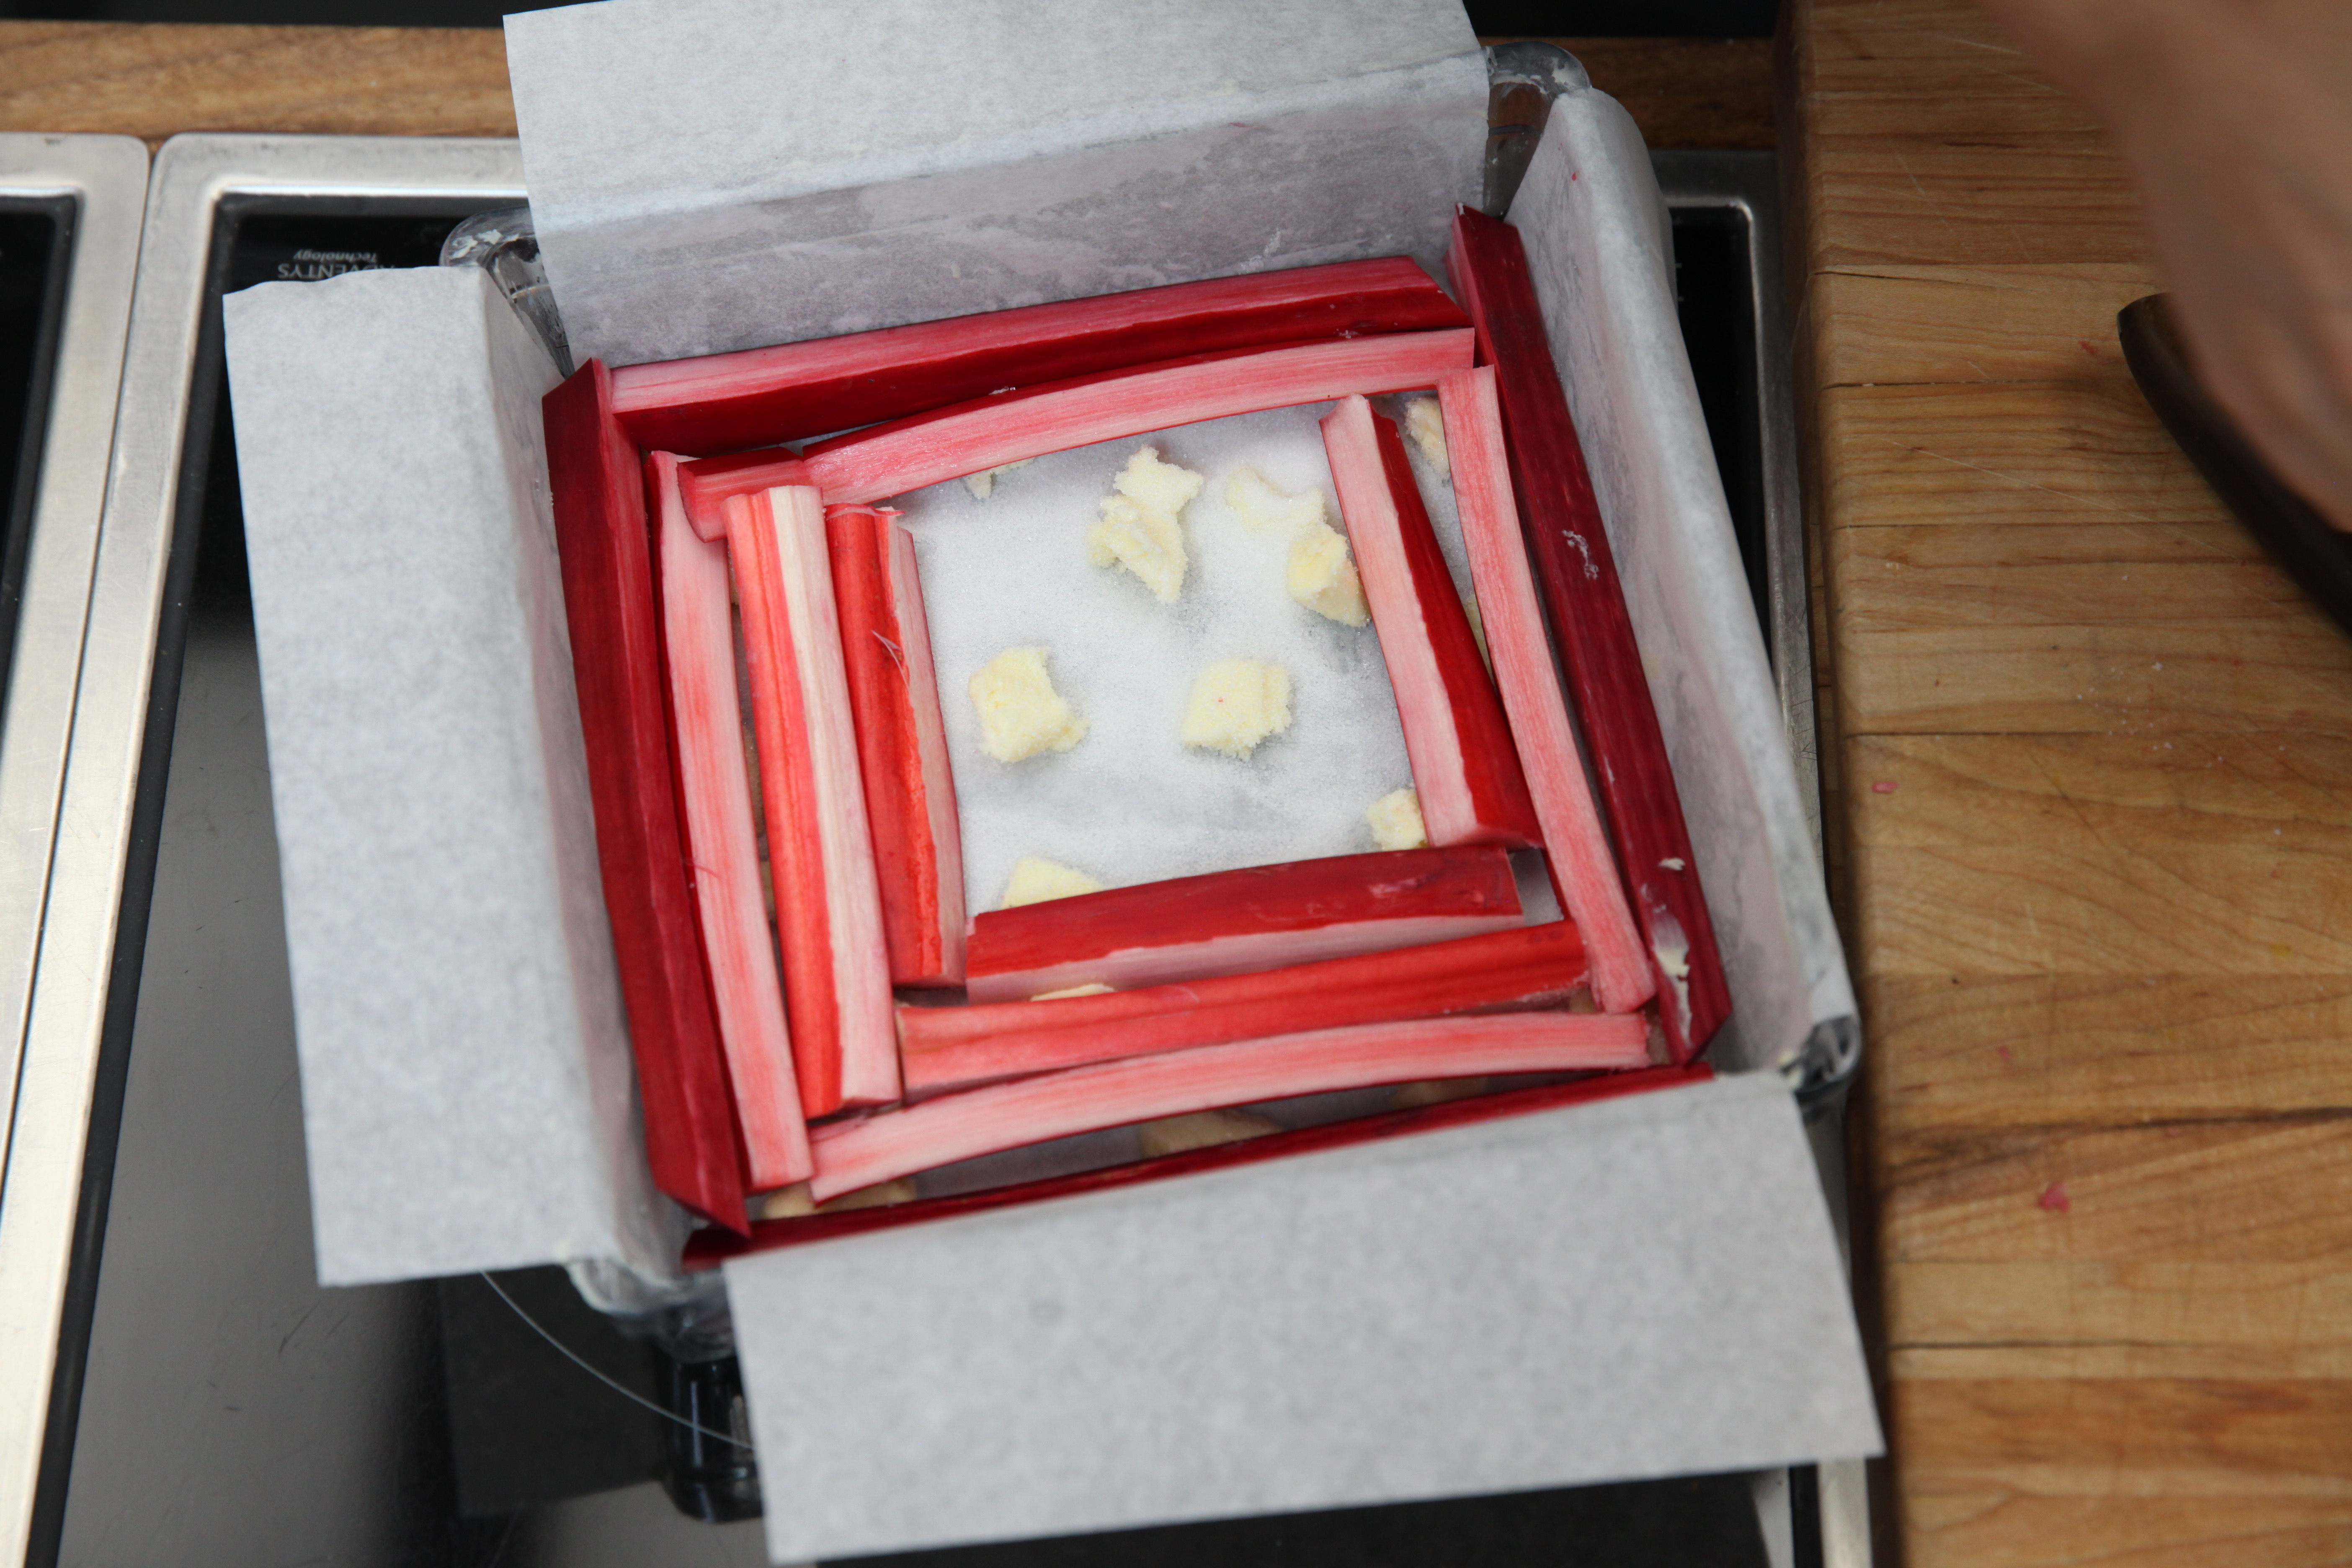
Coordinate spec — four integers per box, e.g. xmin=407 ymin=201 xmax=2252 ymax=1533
xmin=1320 ymin=394 xmax=1541 ymax=848
xmin=825 ymin=503 xmax=966 ymax=987
xmin=808 ymin=1013 xmax=1652 ymax=1200
xmin=678 ymin=448 xmax=814 ymax=543
xmin=1447 ymin=209 xmax=1730 ymax=1061
xmin=900 ymin=920 xmax=1590 ymax=1098
xmin=686 ymin=1063 xmax=1712 ymax=1264
xmin=1436 ymin=367 xmax=1653 ymax=1014
xmin=726 ymin=485 xmax=901 ymax=1114
xmin=610 ymin=256 xmax=1470 ymax=456
xmin=650 ymin=454 xmax=813 ymax=1188
xmin=798 ymin=330 xmax=1476 ymax=504
xmin=962 ymin=845 xmax=1523 ymax=1005
xmin=542 ymin=363 xmax=747 ymax=1230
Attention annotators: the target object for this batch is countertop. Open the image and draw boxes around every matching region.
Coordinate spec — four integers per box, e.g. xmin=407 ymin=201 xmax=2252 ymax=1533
xmin=1787 ymin=1 xmax=2352 ymax=1563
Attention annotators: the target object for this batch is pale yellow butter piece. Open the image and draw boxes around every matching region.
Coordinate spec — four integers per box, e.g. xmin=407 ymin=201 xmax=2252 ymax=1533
xmin=1086 ymin=446 xmax=1201 ymax=602
xmin=962 ymin=457 xmax=1034 ymax=500
xmin=1288 ymin=522 xmax=1369 ymax=627
xmin=1032 ymin=982 xmax=1118 ymax=1000
xmin=1182 ymin=659 xmax=1292 ymax=759
xmin=1000 ymin=856 xmax=1106 ymax=909
xmin=1367 ymin=787 xmax=1428 ymax=850
xmin=969 ymin=646 xmax=1087 ymax=762
xmin=1224 ymin=464 xmax=1325 ymax=534
xmin=1405 ymin=396 xmax=1450 ymax=478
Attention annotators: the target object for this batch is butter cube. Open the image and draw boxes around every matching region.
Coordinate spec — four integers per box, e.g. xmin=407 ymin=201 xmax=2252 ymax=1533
xmin=1405 ymin=396 xmax=1450 ymax=478
xmin=1086 ymin=446 xmax=1202 ymax=602
xmin=1001 ymin=856 xmax=1106 ymax=908
xmin=969 ymin=646 xmax=1087 ymax=762
xmin=1288 ymin=522 xmax=1369 ymax=627
xmin=1182 ymin=659 xmax=1292 ymax=759
xmin=1367 ymin=786 xmax=1427 ymax=850
xmin=1224 ymin=464 xmax=1326 ymax=534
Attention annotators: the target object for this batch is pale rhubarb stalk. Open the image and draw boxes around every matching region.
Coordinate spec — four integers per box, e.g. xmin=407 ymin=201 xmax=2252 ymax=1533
xmin=797 ymin=331 xmax=1476 ymax=504
xmin=1320 ymin=394 xmax=1541 ymax=848
xmin=807 ymin=1013 xmax=1651 ymax=1199
xmin=650 ymin=454 xmax=814 ymax=1186
xmin=962 ymin=845 xmax=1524 ymax=1005
xmin=900 ymin=920 xmax=1590 ymax=1098
xmin=726 ymin=485 xmax=900 ymax=1114
xmin=678 ymin=447 xmax=814 ymax=542
xmin=609 ymin=256 xmax=1470 ymax=455
xmin=1436 ymin=367 xmax=1653 ymax=1014
xmin=825 ymin=503 xmax=966 ymax=987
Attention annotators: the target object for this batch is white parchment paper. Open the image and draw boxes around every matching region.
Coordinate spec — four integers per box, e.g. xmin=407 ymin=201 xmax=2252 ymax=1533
xmin=729 ymin=1072 xmax=1881 ymax=1563
xmin=224 ymin=265 xmax=683 ymax=1286
xmin=504 ymin=0 xmax=1488 ymax=366
xmin=1510 ymin=100 xmax=1859 ymax=1074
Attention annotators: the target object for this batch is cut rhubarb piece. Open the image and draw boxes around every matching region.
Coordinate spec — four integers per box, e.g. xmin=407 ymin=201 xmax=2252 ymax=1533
xmin=677 ymin=447 xmax=813 ymax=542
xmin=1449 ymin=207 xmax=1731 ymax=1062
xmin=825 ymin=502 xmax=967 ymax=987
xmin=541 ymin=363 xmax=747 ymax=1231
xmin=962 ymin=844 xmax=1523 ymax=1004
xmin=1321 ymin=395 xmax=1541 ymax=849
xmin=727 ymin=485 xmax=901 ymax=1114
xmin=901 ymin=919 xmax=1590 ymax=1098
xmin=609 ymin=257 xmax=1471 ymax=455
xmin=1437 ymin=366 xmax=1653 ymax=1016
xmin=686 ymin=1063 xmax=1711 ymax=1264
xmin=650 ymin=453 xmax=813 ymax=1189
xmin=808 ymin=1012 xmax=1651 ymax=1200
xmin=799 ymin=330 xmax=1476 ymax=505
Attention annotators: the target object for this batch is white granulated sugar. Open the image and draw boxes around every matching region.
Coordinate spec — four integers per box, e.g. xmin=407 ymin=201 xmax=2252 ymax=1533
xmin=897 ymin=402 xmax=1465 ymax=910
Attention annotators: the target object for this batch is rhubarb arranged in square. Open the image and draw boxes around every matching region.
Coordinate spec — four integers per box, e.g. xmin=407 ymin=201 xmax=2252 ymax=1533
xmin=534 ymin=248 xmax=1741 ymax=1258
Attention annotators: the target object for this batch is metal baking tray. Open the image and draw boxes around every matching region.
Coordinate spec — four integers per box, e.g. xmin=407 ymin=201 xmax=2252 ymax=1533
xmin=0 ymin=111 xmax=1870 ymax=1566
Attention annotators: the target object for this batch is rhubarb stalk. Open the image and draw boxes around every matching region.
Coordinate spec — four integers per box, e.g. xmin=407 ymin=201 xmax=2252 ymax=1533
xmin=808 ymin=1013 xmax=1652 ymax=1200
xmin=799 ymin=331 xmax=1476 ymax=504
xmin=1447 ymin=208 xmax=1731 ymax=1061
xmin=678 ymin=447 xmax=814 ymax=543
xmin=650 ymin=453 xmax=813 ymax=1187
xmin=962 ymin=844 xmax=1524 ymax=1004
xmin=610 ymin=257 xmax=1470 ymax=456
xmin=541 ymin=362 xmax=747 ymax=1230
xmin=1436 ymin=367 xmax=1653 ymax=1014
xmin=825 ymin=503 xmax=966 ymax=987
xmin=900 ymin=920 xmax=1589 ymax=1098
xmin=1321 ymin=395 xmax=1541 ymax=848
xmin=726 ymin=485 xmax=901 ymax=1114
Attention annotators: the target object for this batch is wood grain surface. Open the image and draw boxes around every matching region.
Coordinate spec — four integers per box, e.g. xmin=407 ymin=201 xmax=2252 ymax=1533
xmin=1788 ymin=1 xmax=2352 ymax=1563
xmin=0 ymin=23 xmax=1770 ymax=152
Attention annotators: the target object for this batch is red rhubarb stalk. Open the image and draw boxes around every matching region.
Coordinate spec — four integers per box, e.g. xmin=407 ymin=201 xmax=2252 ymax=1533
xmin=677 ymin=448 xmax=814 ymax=543
xmin=799 ymin=330 xmax=1476 ymax=504
xmin=1437 ymin=367 xmax=1653 ymax=1014
xmin=963 ymin=845 xmax=1523 ymax=1004
xmin=808 ymin=1013 xmax=1651 ymax=1200
xmin=825 ymin=503 xmax=966 ymax=987
xmin=901 ymin=920 xmax=1589 ymax=1098
xmin=688 ymin=1063 xmax=1712 ymax=1264
xmin=726 ymin=485 xmax=901 ymax=1114
xmin=1321 ymin=395 xmax=1541 ymax=848
xmin=1448 ymin=208 xmax=1731 ymax=1062
xmin=541 ymin=363 xmax=747 ymax=1230
xmin=650 ymin=454 xmax=813 ymax=1188
xmin=609 ymin=257 xmax=1470 ymax=456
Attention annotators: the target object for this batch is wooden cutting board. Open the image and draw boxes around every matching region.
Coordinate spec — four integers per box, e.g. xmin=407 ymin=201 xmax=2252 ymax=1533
xmin=1786 ymin=1 xmax=2352 ymax=1562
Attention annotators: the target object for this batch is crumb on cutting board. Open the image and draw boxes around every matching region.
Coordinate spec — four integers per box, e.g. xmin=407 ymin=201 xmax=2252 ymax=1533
xmin=1086 ymin=445 xmax=1201 ymax=603
xmin=1181 ymin=658 xmax=1292 ymax=758
xmin=969 ymin=645 xmax=1088 ymax=762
